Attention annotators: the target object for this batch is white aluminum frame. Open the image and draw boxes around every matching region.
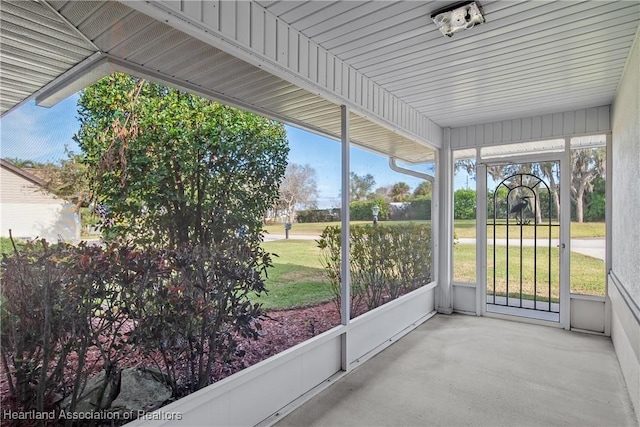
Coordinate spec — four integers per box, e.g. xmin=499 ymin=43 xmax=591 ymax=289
xmin=477 ymin=151 xmax=570 ymax=329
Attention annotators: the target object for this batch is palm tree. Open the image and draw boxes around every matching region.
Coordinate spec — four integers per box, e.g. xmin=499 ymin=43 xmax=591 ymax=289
xmin=413 ymin=181 xmax=432 ymax=198
xmin=390 ymin=182 xmax=411 ymax=202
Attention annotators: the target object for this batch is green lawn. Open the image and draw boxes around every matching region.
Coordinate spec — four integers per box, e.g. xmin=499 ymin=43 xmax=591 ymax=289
xmin=252 ymin=240 xmax=333 ymax=310
xmin=255 ymin=238 xmax=606 ymax=311
xmin=454 ymin=219 xmax=605 ymax=239
xmin=453 ymin=244 xmax=606 ymax=297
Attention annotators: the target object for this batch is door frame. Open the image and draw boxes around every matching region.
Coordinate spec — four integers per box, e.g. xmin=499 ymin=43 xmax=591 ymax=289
xmin=476 ymin=150 xmax=571 ymax=329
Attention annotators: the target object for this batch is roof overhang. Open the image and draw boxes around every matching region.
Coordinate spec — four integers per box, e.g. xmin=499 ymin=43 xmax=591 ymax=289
xmin=2 ymin=0 xmax=639 ymax=161
xmin=1 ymin=0 xmax=438 ymax=164
xmin=0 ymin=0 xmax=99 ymax=115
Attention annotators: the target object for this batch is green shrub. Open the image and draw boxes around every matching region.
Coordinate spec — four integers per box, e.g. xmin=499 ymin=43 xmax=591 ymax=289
xmin=129 ymin=239 xmax=269 ymax=394
xmin=389 ymin=197 xmax=432 ymax=220
xmin=585 ymin=189 xmax=605 ymax=222
xmin=454 ymin=189 xmax=476 ymax=219
xmin=0 ymin=237 xmax=27 ymax=256
xmin=297 ymin=208 xmax=340 ymax=223
xmin=349 ymin=198 xmax=390 ymax=221
xmin=318 ymin=223 xmax=432 ymax=317
xmin=0 ymin=239 xmax=131 ymax=413
xmin=1 ymin=236 xmax=270 ymax=413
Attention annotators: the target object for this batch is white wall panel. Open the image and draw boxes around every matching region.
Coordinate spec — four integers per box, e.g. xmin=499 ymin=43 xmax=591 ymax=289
xmin=237 ymin=1 xmax=250 ymax=47
xmin=570 ymin=296 xmax=605 ymax=333
xmin=348 ymin=68 xmax=356 ymax=103
xmin=610 ymin=278 xmax=640 ymax=417
xmin=348 ymin=284 xmax=436 ymax=366
xmin=453 ymin=284 xmax=477 ymax=314
xmin=298 ymin=38 xmax=308 ymax=78
xmin=182 ymin=0 xmax=200 ymax=21
xmin=553 ymin=113 xmax=564 ymax=136
xmin=541 ymin=114 xmax=552 ymax=137
xmin=201 ymin=0 xmax=219 ymax=30
xmin=276 ymin=20 xmax=288 ymax=66
xmin=575 ymin=109 xmax=587 ymax=133
xmin=308 ymin=42 xmax=318 ymax=82
xmin=450 ymin=106 xmax=611 ymax=148
xmin=250 ymin=4 xmax=264 ymax=53
xmin=598 ymin=105 xmax=610 ymax=130
xmin=288 ymin=30 xmax=298 ymax=72
xmin=218 ymin=1 xmax=235 ymax=39
xmin=317 ymin=49 xmax=326 ymax=87
xmin=264 ymin=13 xmax=276 ymax=60
xmin=145 ymin=0 xmax=442 ymax=149
xmin=125 ymin=287 xmax=438 ymax=426
xmin=326 ymin=56 xmax=334 ymax=94
xmin=127 ymin=331 xmax=343 ymax=426
xmin=611 ymin=28 xmax=640 ymax=418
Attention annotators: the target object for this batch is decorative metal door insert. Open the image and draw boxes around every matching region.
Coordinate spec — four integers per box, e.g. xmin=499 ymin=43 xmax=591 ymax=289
xmin=488 ymin=171 xmax=560 ymax=315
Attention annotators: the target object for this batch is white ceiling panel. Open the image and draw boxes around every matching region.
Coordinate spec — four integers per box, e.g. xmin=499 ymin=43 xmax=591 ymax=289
xmin=0 ymin=0 xmax=97 ymax=116
xmin=57 ymin=1 xmax=434 ymax=162
xmin=259 ymin=0 xmax=640 ymax=128
xmin=2 ymin=0 xmax=638 ymax=158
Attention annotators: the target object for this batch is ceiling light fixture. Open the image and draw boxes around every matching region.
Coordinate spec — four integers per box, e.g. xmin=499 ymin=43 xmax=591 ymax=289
xmin=431 ymin=1 xmax=485 ymax=38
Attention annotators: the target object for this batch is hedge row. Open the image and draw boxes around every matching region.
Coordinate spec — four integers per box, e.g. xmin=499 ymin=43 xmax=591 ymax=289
xmin=297 ymin=197 xmax=432 ymax=223
xmin=317 ymin=223 xmax=432 ymax=316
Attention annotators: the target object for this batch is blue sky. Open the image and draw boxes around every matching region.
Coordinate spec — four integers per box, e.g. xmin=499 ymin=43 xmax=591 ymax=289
xmin=0 ymin=96 xmax=470 ymax=209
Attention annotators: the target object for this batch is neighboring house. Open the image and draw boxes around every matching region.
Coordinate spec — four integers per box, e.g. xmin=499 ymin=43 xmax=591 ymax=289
xmin=0 ymin=159 xmax=80 ymax=242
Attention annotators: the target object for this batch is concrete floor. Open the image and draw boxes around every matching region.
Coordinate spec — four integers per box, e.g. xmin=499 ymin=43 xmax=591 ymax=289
xmin=276 ymin=314 xmax=637 ymax=427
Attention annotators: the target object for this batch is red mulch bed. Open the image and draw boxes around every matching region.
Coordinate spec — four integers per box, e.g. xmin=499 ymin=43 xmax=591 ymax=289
xmin=0 ymin=302 xmax=341 ymax=425
xmin=213 ymin=301 xmax=341 ymax=378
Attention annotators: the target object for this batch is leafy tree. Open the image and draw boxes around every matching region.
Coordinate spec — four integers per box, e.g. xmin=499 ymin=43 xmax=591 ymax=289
xmin=39 ymin=151 xmax=91 ymax=212
xmin=412 ymin=181 xmax=432 ymax=198
xmin=571 ymin=147 xmax=605 ymax=222
xmin=276 ymin=163 xmax=318 ymax=222
xmin=73 ymin=72 xmax=288 ymax=394
xmin=349 ymin=197 xmax=390 ymax=221
xmin=455 ymin=159 xmax=476 ymax=177
xmin=488 ymin=186 xmax=508 ymax=219
xmin=538 ymin=161 xmax=560 ymax=221
xmin=456 ymin=150 xmax=606 ymax=223
xmin=390 ymin=182 xmax=411 ymax=202
xmin=584 ymin=176 xmax=605 ymax=222
xmin=75 ymin=72 xmax=289 ymax=248
xmin=349 ymin=172 xmax=375 ymax=201
xmin=454 ymin=189 xmax=476 ymax=219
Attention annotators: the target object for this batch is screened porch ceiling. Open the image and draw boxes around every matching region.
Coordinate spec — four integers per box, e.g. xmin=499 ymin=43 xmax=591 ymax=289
xmin=1 ymin=0 xmax=638 ymax=163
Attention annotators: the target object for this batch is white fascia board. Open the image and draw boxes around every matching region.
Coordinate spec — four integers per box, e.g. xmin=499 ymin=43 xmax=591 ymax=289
xmin=35 ymin=52 xmax=111 ymax=107
xmin=119 ymin=0 xmax=443 ymax=150
xmin=30 ymin=51 xmax=425 ymax=164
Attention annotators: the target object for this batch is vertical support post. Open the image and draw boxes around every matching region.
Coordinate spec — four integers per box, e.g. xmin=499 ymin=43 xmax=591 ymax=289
xmin=340 ymin=105 xmax=351 ymax=370
xmin=604 ymin=132 xmax=612 ymax=336
xmin=560 ymin=137 xmax=572 ymax=329
xmin=436 ymin=129 xmax=453 ymax=314
xmin=476 ymin=148 xmax=487 ymax=316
